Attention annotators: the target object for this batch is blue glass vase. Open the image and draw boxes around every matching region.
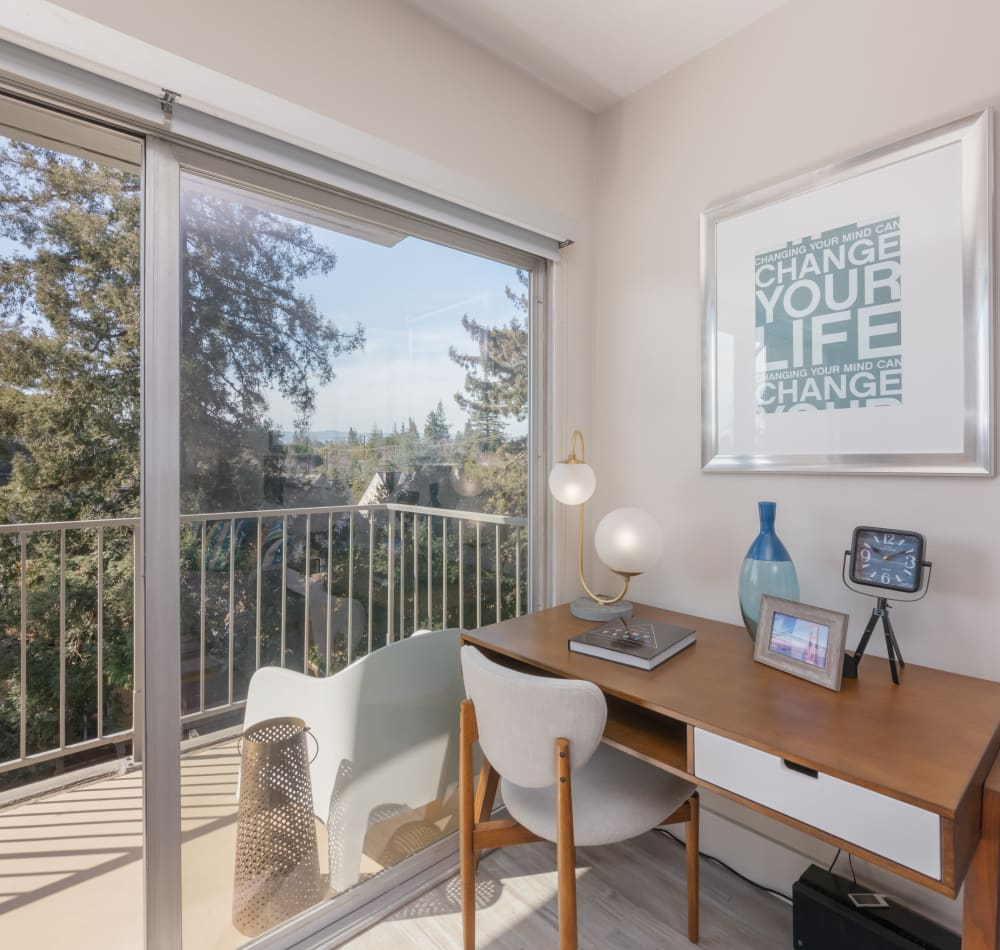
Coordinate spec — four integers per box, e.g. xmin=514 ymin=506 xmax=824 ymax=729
xmin=738 ymin=501 xmax=799 ymax=642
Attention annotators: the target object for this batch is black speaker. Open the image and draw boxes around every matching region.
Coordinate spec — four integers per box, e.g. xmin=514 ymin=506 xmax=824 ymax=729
xmin=792 ymin=865 xmax=960 ymax=950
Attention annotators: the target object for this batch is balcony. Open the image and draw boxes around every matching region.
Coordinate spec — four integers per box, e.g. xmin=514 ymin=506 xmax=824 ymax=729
xmin=0 ymin=501 xmax=526 ymax=947
xmin=0 ymin=732 xmax=792 ymax=948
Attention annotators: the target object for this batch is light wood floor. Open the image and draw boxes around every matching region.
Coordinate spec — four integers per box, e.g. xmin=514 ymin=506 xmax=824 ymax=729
xmin=346 ymin=829 xmax=792 ymax=949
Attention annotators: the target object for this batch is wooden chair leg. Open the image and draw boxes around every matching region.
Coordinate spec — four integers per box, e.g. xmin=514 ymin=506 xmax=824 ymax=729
xmin=687 ymin=792 xmax=699 ymax=944
xmin=474 ymin=758 xmax=500 ymax=870
xmin=555 ymin=737 xmax=578 ymax=950
xmin=460 ymin=701 xmax=477 ymax=950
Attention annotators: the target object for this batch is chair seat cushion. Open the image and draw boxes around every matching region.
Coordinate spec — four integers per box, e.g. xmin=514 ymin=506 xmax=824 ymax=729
xmin=501 ymin=743 xmax=695 ymax=847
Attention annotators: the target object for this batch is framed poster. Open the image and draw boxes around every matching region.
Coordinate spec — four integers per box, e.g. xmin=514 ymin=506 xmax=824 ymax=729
xmin=701 ymin=110 xmax=993 ymax=475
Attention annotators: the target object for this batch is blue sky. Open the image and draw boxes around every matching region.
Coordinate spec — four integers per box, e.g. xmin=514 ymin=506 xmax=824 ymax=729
xmin=0 ymin=134 xmax=526 ymax=443
xmin=267 ymin=228 xmax=524 ymax=439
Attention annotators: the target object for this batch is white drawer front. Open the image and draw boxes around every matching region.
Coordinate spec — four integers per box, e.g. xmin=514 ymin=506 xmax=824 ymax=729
xmin=693 ymin=728 xmax=940 ymax=880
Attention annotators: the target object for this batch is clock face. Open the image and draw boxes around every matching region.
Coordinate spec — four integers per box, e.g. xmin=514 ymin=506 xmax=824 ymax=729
xmin=850 ymin=526 xmax=925 ymax=593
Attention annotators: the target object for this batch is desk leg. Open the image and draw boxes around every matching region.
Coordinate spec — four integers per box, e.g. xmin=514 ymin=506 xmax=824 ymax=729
xmin=963 ymin=753 xmax=1000 ymax=949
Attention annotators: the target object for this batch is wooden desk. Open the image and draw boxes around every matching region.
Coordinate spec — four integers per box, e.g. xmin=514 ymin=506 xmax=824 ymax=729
xmin=462 ymin=603 xmax=1000 ymax=948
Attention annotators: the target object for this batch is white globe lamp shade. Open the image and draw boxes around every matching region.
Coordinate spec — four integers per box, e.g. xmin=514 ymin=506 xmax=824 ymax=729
xmin=548 ymin=461 xmax=596 ymax=506
xmin=594 ymin=507 xmax=663 ymax=575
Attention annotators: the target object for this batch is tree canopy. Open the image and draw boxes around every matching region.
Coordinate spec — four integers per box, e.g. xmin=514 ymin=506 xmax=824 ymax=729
xmin=0 ymin=137 xmax=365 ymax=778
xmin=180 ymin=187 xmax=364 ymax=510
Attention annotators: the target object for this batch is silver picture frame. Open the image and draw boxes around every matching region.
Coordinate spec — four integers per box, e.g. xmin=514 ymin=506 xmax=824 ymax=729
xmin=702 ymin=110 xmax=993 ymax=475
xmin=754 ymin=596 xmax=848 ymax=692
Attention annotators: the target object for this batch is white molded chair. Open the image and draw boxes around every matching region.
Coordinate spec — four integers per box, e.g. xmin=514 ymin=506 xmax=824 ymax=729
xmin=459 ymin=645 xmax=699 ymax=949
xmin=243 ymin=628 xmax=464 ymax=892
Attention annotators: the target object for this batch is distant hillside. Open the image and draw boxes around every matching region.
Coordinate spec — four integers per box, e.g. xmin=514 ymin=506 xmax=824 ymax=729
xmin=280 ymin=429 xmax=352 ymax=444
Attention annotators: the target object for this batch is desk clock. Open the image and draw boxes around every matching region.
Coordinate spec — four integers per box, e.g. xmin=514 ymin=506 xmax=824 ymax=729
xmin=849 ymin=526 xmax=925 ymax=594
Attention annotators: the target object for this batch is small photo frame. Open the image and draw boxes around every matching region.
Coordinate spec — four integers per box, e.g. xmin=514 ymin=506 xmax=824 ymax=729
xmin=754 ymin=596 xmax=849 ymax=691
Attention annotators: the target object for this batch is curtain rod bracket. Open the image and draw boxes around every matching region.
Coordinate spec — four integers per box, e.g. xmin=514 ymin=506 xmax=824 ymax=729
xmin=159 ymin=89 xmax=180 ymax=125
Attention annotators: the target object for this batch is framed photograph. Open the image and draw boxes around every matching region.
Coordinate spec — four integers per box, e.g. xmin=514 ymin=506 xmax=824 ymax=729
xmin=754 ymin=596 xmax=848 ymax=691
xmin=702 ymin=110 xmax=993 ymax=475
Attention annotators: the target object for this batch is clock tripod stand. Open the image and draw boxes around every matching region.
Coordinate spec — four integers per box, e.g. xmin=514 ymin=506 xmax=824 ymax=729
xmin=841 ymin=552 xmax=932 ymax=686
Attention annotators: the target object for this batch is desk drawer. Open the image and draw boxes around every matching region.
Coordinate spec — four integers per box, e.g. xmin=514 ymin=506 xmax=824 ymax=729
xmin=693 ymin=728 xmax=940 ymax=879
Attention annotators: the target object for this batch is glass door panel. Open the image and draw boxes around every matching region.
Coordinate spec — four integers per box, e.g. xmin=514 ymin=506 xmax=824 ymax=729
xmin=0 ymin=96 xmax=144 ymax=949
xmin=177 ymin=167 xmax=530 ymax=945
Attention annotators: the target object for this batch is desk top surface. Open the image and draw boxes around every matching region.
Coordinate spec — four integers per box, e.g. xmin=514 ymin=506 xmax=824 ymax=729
xmin=464 ymin=603 xmax=1000 ymax=816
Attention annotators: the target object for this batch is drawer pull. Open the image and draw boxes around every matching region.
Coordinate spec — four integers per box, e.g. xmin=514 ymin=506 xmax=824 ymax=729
xmin=781 ymin=759 xmax=818 ymax=779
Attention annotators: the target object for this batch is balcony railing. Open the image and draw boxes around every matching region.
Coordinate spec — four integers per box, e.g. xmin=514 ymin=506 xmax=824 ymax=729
xmin=0 ymin=502 xmax=527 ymax=782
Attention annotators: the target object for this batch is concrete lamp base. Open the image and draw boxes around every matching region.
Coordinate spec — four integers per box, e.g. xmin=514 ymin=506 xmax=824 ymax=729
xmin=569 ymin=597 xmax=634 ymax=622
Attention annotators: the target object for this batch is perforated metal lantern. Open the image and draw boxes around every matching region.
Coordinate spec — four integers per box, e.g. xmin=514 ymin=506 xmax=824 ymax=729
xmin=233 ymin=717 xmax=325 ymax=936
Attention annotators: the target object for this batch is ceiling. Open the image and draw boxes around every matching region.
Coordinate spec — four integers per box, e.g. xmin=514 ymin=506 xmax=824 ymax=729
xmin=399 ymin=0 xmax=791 ymax=113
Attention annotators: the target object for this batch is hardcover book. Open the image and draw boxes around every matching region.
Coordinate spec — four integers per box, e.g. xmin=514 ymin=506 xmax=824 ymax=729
xmin=568 ymin=619 xmax=696 ymax=670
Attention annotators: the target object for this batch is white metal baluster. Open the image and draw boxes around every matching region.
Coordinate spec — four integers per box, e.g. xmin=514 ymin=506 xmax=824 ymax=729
xmin=399 ymin=511 xmax=406 ymax=638
xmin=326 ymin=511 xmax=333 ymax=676
xmin=458 ymin=520 xmax=465 ymax=630
xmin=515 ymin=526 xmax=522 ymax=618
xmin=97 ymin=526 xmax=104 ymax=740
xmin=475 ymin=522 xmax=482 ymax=630
xmin=19 ymin=532 xmax=26 ymax=760
xmin=131 ymin=525 xmax=143 ymax=764
xmin=347 ymin=511 xmax=355 ymax=667
xmin=442 ymin=519 xmax=448 ymax=627
xmin=228 ymin=518 xmax=235 ymax=704
xmin=495 ymin=523 xmax=501 ymax=622
xmin=59 ymin=528 xmax=66 ymax=751
xmin=199 ymin=521 xmax=207 ymax=713
xmin=412 ymin=512 xmax=419 ymax=634
xmin=280 ymin=515 xmax=288 ymax=666
xmin=255 ymin=518 xmax=262 ymax=672
xmin=304 ymin=513 xmax=311 ymax=674
xmin=426 ymin=514 xmax=433 ymax=627
xmin=367 ymin=508 xmax=375 ymax=654
xmin=387 ymin=510 xmax=395 ymax=644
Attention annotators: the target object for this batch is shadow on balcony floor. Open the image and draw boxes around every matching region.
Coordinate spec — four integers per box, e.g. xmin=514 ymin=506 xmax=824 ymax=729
xmin=0 ymin=739 xmax=330 ymax=949
xmin=0 ymin=735 xmax=462 ymax=949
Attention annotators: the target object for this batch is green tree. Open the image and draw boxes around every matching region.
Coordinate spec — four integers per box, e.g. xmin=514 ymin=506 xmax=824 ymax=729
xmin=180 ymin=186 xmax=364 ymax=511
xmin=0 ymin=138 xmax=365 ymax=778
xmin=0 ymin=142 xmax=141 ymax=777
xmin=0 ymin=144 xmax=140 ymax=524
xmin=423 ymin=400 xmax=450 ymax=442
xmin=449 ymin=273 xmax=528 ymax=451
xmin=449 ymin=270 xmax=529 ymax=518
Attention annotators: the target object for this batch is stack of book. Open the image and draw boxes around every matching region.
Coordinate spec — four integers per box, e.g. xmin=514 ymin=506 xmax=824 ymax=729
xmin=568 ymin=618 xmax=696 ymax=670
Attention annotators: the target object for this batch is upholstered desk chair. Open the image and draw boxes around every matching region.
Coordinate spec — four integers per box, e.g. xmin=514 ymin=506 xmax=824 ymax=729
xmin=459 ymin=645 xmax=699 ymax=949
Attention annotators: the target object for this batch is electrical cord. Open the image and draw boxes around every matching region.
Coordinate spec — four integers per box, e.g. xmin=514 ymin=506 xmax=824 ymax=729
xmin=655 ymin=827 xmax=793 ymax=905
xmin=827 ymin=848 xmax=858 ymax=884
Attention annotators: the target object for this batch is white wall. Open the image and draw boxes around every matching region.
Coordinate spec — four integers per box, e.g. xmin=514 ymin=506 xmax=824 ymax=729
xmin=592 ymin=0 xmax=1000 ymax=929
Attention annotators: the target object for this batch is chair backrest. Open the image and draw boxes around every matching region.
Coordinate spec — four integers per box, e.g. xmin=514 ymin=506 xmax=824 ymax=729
xmin=245 ymin=629 xmax=464 ymax=823
xmin=460 ymin=645 xmax=606 ymax=788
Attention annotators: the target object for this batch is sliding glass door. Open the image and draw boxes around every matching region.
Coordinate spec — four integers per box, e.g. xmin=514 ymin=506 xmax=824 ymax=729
xmin=0 ymin=96 xmax=145 ymax=949
xmin=0 ymin=87 xmax=544 ymax=949
xmin=173 ymin=159 xmax=538 ymax=946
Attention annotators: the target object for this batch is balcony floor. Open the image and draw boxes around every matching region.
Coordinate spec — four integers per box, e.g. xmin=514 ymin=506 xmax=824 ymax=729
xmin=0 ymin=738 xmax=263 ymax=949
xmin=2 ymin=742 xmax=792 ymax=949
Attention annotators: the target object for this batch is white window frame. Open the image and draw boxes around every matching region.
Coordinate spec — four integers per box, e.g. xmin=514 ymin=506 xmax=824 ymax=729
xmin=0 ymin=69 xmax=552 ymax=947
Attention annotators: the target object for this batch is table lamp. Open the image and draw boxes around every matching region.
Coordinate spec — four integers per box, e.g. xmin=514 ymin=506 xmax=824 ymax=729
xmin=549 ymin=430 xmax=664 ymax=620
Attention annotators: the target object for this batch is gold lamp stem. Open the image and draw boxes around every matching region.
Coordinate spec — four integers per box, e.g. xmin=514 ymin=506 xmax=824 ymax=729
xmin=576 ymin=504 xmax=632 ymax=606
xmin=565 ymin=430 xmax=631 ymax=606
xmin=566 ymin=429 xmax=586 ymax=464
